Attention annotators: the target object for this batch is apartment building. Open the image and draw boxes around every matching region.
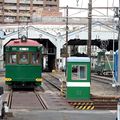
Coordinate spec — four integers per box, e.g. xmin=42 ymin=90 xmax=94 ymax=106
xmin=0 ymin=0 xmax=60 ymax=23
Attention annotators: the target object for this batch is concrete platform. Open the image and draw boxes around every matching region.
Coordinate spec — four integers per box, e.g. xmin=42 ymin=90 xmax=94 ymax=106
xmin=8 ymin=110 xmax=116 ymax=120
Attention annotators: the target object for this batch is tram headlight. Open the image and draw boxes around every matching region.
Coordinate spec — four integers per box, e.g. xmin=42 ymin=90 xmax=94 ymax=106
xmin=4 ymin=78 xmax=12 ymax=81
xmin=36 ymin=78 xmax=42 ymax=82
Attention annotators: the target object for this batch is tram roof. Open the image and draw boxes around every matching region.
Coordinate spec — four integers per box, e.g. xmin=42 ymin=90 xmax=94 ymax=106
xmin=6 ymin=39 xmax=41 ymax=47
xmin=67 ymin=57 xmax=90 ymax=62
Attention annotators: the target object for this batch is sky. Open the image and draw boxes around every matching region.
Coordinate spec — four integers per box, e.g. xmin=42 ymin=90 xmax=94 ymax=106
xmin=59 ymin=0 xmax=119 ymax=18
xmin=60 ymin=0 xmax=118 ymax=7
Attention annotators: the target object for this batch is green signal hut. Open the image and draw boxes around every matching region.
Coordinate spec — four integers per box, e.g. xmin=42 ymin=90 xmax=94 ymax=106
xmin=66 ymin=57 xmax=91 ymax=100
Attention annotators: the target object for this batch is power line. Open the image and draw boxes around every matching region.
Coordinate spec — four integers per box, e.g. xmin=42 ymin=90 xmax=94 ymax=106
xmin=92 ymin=0 xmax=97 ymax=4
xmin=93 ymin=9 xmax=107 ymax=17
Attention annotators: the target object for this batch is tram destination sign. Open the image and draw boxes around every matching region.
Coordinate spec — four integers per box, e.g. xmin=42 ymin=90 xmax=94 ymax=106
xmin=11 ymin=47 xmax=29 ymax=51
xmin=19 ymin=48 xmax=29 ymax=51
xmin=6 ymin=46 xmax=37 ymax=52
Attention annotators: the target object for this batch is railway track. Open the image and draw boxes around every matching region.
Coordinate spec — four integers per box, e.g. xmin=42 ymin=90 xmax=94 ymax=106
xmin=4 ymin=72 xmax=119 ymax=111
xmin=7 ymin=90 xmax=48 ymax=110
xmin=42 ymin=73 xmax=61 ymax=91
xmin=91 ymin=95 xmax=118 ymax=110
xmin=44 ymin=72 xmax=118 ymax=110
xmin=68 ymin=95 xmax=118 ymax=110
xmin=34 ymin=91 xmax=48 ymax=110
xmin=91 ymin=74 xmax=113 ymax=84
xmin=45 ymin=72 xmax=114 ymax=86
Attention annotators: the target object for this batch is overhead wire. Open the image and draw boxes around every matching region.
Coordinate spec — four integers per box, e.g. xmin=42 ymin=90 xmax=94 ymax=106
xmin=92 ymin=0 xmax=97 ymax=4
xmin=69 ymin=0 xmax=85 ymax=17
xmin=93 ymin=9 xmax=107 ymax=17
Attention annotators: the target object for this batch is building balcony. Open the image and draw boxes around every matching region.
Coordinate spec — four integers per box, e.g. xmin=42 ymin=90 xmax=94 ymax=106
xmin=19 ymin=0 xmax=30 ymax=4
xmin=19 ymin=13 xmax=30 ymax=17
xmin=0 ymin=0 xmax=4 ymax=2
xmin=33 ymin=0 xmax=43 ymax=5
xmin=4 ymin=6 xmax=17 ymax=10
xmin=45 ymin=1 xmax=58 ymax=6
xmin=0 ymin=13 xmax=3 ymax=16
xmin=19 ymin=6 xmax=30 ymax=11
xmin=4 ymin=12 xmax=17 ymax=16
xmin=4 ymin=18 xmax=15 ymax=22
xmin=4 ymin=0 xmax=16 ymax=3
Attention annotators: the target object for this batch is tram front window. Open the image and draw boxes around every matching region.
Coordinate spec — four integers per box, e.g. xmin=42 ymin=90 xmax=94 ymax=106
xmin=9 ymin=54 xmax=17 ymax=64
xmin=19 ymin=54 xmax=28 ymax=64
xmin=32 ymin=53 xmax=40 ymax=64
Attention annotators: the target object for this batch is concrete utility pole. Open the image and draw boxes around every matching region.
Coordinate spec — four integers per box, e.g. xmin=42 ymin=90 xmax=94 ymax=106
xmin=118 ymin=0 xmax=120 ymax=86
xmin=87 ymin=0 xmax=92 ymax=57
xmin=65 ymin=5 xmax=68 ymax=76
xmin=66 ymin=5 xmax=68 ymax=57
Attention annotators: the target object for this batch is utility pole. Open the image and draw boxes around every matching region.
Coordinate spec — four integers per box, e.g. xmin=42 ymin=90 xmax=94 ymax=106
xmin=65 ymin=5 xmax=68 ymax=76
xmin=66 ymin=5 xmax=68 ymax=57
xmin=114 ymin=4 xmax=120 ymax=120
xmin=87 ymin=0 xmax=92 ymax=57
xmin=118 ymin=0 xmax=120 ymax=86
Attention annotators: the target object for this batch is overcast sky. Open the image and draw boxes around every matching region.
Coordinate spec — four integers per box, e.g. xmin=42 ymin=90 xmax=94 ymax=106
xmin=60 ymin=0 xmax=119 ymax=7
xmin=59 ymin=0 xmax=119 ymax=17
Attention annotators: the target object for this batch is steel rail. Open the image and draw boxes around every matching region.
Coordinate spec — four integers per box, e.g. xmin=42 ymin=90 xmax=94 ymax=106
xmin=91 ymin=74 xmax=113 ymax=84
xmin=7 ymin=90 xmax=13 ymax=109
xmin=34 ymin=91 xmax=48 ymax=110
xmin=42 ymin=76 xmax=61 ymax=91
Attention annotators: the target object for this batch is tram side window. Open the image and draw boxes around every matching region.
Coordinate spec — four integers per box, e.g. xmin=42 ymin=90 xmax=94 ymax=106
xmin=32 ymin=53 xmax=40 ymax=64
xmin=72 ymin=65 xmax=87 ymax=80
xmin=19 ymin=54 xmax=28 ymax=64
xmin=8 ymin=54 xmax=17 ymax=64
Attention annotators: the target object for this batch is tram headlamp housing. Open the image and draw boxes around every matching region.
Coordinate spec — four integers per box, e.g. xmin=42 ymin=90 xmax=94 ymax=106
xmin=4 ymin=78 xmax=12 ymax=81
xmin=36 ymin=78 xmax=42 ymax=82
